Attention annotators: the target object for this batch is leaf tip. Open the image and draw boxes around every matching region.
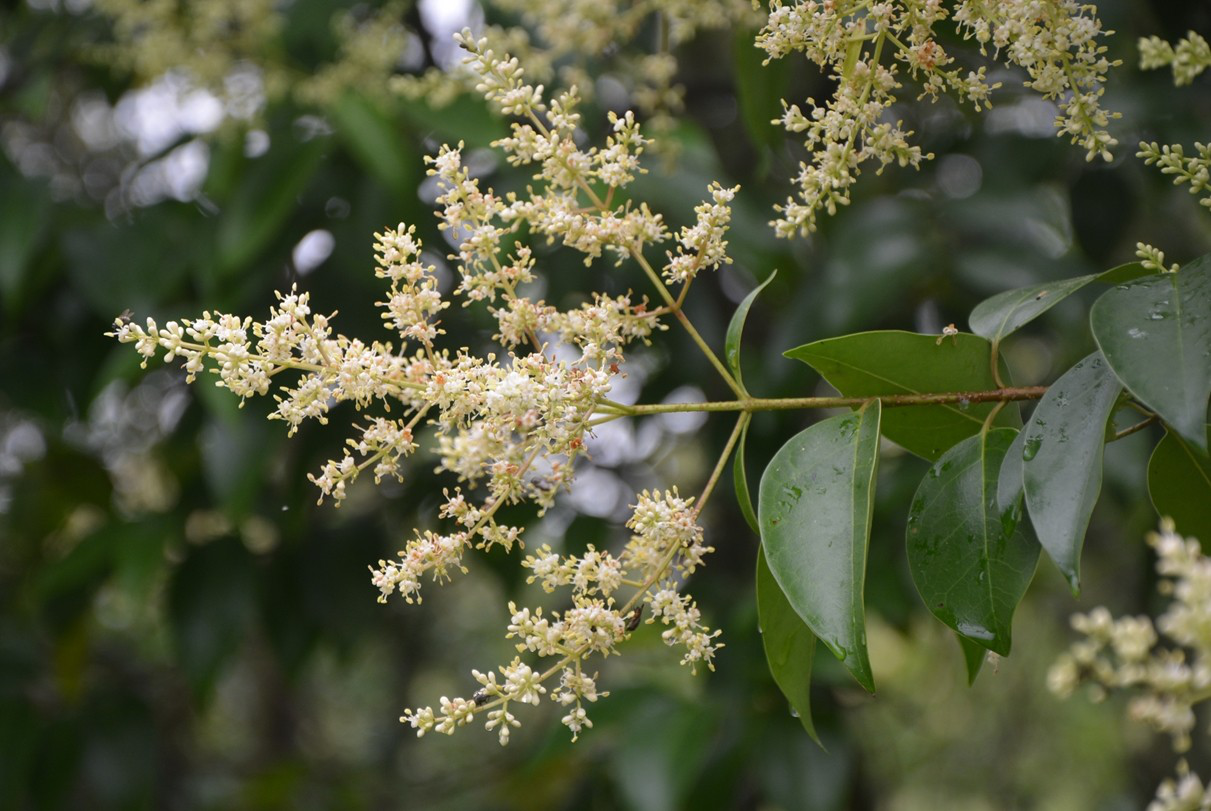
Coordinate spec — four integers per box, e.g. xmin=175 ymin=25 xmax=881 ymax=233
xmin=848 ymin=655 xmax=876 ymax=694
xmin=958 ymin=635 xmax=986 ymax=686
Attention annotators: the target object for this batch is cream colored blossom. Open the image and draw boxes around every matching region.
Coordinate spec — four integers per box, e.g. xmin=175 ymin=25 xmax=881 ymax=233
xmin=1149 ymin=761 xmax=1211 ymax=811
xmin=760 ymin=0 xmax=1118 ymax=236
xmin=111 ymin=30 xmax=732 ymax=748
xmin=1051 ymin=521 xmax=1211 ymax=805
xmin=1136 ymin=243 xmax=1181 ymax=274
xmin=1140 ymin=32 xmax=1211 ymax=86
xmin=1138 ymin=142 xmax=1211 ymax=210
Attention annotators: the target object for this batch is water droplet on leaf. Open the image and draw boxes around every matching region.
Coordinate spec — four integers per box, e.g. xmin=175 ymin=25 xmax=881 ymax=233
xmin=1023 ymin=437 xmax=1042 ymax=461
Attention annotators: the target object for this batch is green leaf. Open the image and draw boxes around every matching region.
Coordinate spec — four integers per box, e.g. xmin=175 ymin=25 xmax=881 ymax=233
xmin=969 ymin=275 xmax=1096 ymax=343
xmin=907 ymin=429 xmax=1039 ymax=655
xmin=759 ymin=400 xmax=881 ymax=692
xmin=966 ymin=262 xmax=1155 ymax=344
xmin=786 ymin=330 xmax=1018 ymax=461
xmin=726 ymin=270 xmax=777 ymax=390
xmin=1021 ymin=352 xmax=1121 ymax=592
xmin=1091 ymin=258 xmax=1211 ymax=452
xmin=734 ymin=418 xmax=759 ymax=534
xmin=732 ymin=30 xmax=789 ymax=151
xmin=1095 ymin=261 xmax=1156 ymax=285
xmin=398 ymin=94 xmax=509 ymax=151
xmin=1148 ymin=428 xmax=1211 ymax=544
xmin=957 ymin=634 xmax=986 ymax=686
xmin=216 ymin=138 xmax=327 ymax=278
xmin=997 ymin=427 xmax=1028 ymax=515
xmin=330 ymin=93 xmax=417 ymax=200
xmin=757 ymin=547 xmax=820 ymax=743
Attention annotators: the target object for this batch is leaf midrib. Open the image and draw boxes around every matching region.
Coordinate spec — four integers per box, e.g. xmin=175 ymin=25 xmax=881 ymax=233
xmin=849 ymin=404 xmax=877 ymax=638
xmin=1175 ymin=432 xmax=1211 ymax=493
xmin=1171 ymin=275 xmax=1193 ymax=427
xmin=978 ymin=432 xmax=998 ymax=634
xmin=992 ymin=277 xmax=1092 ymax=342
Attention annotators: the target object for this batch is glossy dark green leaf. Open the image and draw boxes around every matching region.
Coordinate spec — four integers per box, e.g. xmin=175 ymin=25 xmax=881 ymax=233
xmin=966 ymin=262 xmax=1155 ymax=344
xmin=734 ymin=418 xmax=759 ymax=534
xmin=759 ymin=401 xmax=881 ymax=692
xmin=1148 ymin=428 xmax=1211 ymax=544
xmin=1091 ymin=257 xmax=1211 ymax=452
xmin=757 ymin=547 xmax=820 ymax=743
xmin=907 ymin=429 xmax=1038 ymax=655
xmin=726 ymin=270 xmax=777 ymax=390
xmin=969 ymin=275 xmax=1096 ymax=343
xmin=1022 ymin=352 xmax=1121 ymax=593
xmin=957 ymin=634 xmax=986 ymax=686
xmin=1096 ymin=261 xmax=1156 ymax=285
xmin=997 ymin=427 xmax=1028 ymax=515
xmin=786 ymin=330 xmax=1018 ymax=461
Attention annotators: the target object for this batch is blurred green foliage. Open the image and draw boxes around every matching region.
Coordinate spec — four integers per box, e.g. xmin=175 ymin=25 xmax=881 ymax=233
xmin=1 ymin=1 xmax=1209 ymax=808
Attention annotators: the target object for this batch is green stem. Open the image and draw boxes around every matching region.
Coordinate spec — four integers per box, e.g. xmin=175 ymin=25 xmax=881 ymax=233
xmin=1124 ymin=399 xmax=1156 ymax=418
xmin=989 ymin=337 xmax=1007 ymax=389
xmin=631 ymin=249 xmax=748 ymax=399
xmin=981 ymin=400 xmax=1007 ymax=435
xmin=602 ymin=386 xmax=1047 ymax=417
xmin=694 ymin=413 xmax=748 ymax=516
xmin=1111 ymin=414 xmax=1159 ymax=442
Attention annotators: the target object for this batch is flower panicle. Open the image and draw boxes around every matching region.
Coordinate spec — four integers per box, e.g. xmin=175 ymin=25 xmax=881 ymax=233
xmin=759 ymin=0 xmax=1119 ymax=237
xmin=1049 ymin=520 xmax=1211 ymax=757
xmin=111 ymin=28 xmax=741 ymax=750
xmin=400 ymin=489 xmax=721 ymax=745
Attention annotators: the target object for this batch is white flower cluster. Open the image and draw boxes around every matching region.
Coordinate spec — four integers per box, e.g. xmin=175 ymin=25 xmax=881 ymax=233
xmin=92 ymin=0 xmax=284 ymax=96
xmin=445 ymin=33 xmax=686 ymax=273
xmin=1134 ymin=33 xmax=1211 ymax=219
xmin=954 ymin=0 xmax=1120 ymax=161
xmin=1138 ymin=141 xmax=1211 ymax=211
xmin=403 ymin=489 xmax=721 ymax=744
xmin=758 ymin=0 xmax=1118 ymax=237
xmin=1140 ymin=31 xmax=1211 ymax=87
xmin=663 ymin=183 xmax=741 ymax=284
xmin=1136 ymin=242 xmax=1180 ymax=275
xmin=491 ymin=0 xmax=753 ymax=56
xmin=113 ymin=33 xmax=739 ymax=746
xmin=93 ymin=0 xmax=415 ymax=114
xmin=1149 ymin=760 xmax=1211 ymax=811
xmin=1048 ymin=521 xmax=1211 ymax=808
